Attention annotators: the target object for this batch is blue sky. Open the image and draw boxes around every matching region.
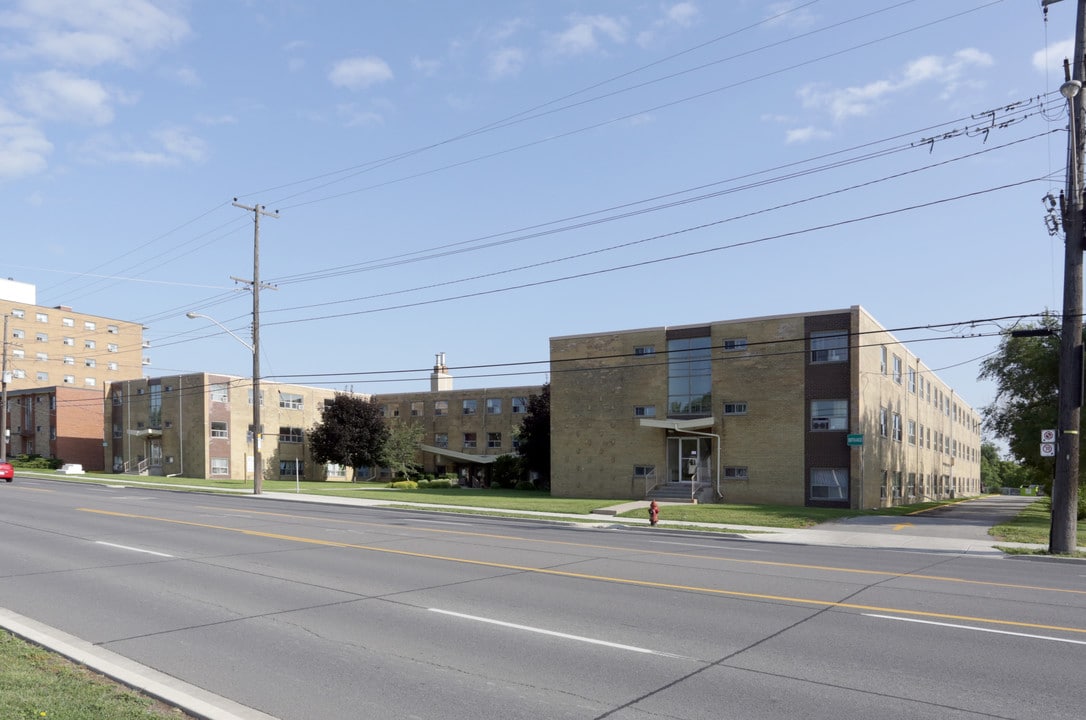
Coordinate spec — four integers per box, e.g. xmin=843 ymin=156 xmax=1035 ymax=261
xmin=0 ymin=0 xmax=1076 ymax=435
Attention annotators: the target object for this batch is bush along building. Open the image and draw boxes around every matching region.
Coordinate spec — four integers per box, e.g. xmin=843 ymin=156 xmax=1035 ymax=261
xmin=548 ymin=306 xmax=981 ymax=509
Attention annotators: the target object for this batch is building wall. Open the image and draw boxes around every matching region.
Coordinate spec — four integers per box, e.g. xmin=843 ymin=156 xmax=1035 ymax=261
xmin=375 ymin=385 xmax=542 ymax=479
xmin=3 ymin=299 xmax=145 ymax=393
xmin=549 ymin=307 xmax=982 ymax=508
xmin=2 ymin=386 xmax=104 ymax=470
xmin=105 ymin=374 xmax=339 ymax=481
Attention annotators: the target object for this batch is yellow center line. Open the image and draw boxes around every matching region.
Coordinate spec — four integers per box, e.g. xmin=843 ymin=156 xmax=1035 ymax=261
xmin=198 ymin=505 xmax=1086 ymax=598
xmin=80 ymin=507 xmax=1086 ymax=637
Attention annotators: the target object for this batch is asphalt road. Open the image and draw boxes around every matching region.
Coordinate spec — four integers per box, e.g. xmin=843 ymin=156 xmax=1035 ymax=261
xmin=825 ymin=494 xmax=1038 ymax=540
xmin=1 ymin=479 xmax=1083 ymax=720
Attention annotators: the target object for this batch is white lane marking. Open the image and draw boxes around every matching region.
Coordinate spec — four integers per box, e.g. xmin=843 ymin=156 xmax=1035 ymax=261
xmin=864 ymin=614 xmax=1086 ymax=646
xmin=647 ymin=540 xmax=761 ymax=552
xmin=95 ymin=541 xmax=174 ymax=558
xmin=429 ymin=608 xmax=693 ymax=659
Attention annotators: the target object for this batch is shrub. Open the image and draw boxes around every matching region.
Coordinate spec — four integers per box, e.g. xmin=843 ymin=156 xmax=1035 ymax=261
xmin=388 ymin=480 xmax=418 ymax=489
xmin=10 ymin=454 xmax=63 ymax=470
xmin=417 ymin=479 xmax=456 ymax=489
xmin=514 ymin=480 xmax=536 ymax=491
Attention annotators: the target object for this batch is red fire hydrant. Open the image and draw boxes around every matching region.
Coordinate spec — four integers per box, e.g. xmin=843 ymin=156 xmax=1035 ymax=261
xmin=648 ymin=500 xmax=659 ymax=526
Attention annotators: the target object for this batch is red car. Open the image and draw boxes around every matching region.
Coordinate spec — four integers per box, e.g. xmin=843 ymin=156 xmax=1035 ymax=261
xmin=0 ymin=462 xmax=13 ymax=482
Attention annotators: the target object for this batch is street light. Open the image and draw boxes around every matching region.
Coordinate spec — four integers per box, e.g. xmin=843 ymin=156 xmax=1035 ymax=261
xmin=186 ymin=311 xmax=263 ymax=494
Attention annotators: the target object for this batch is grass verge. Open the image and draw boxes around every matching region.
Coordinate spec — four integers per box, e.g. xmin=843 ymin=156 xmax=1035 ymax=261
xmin=989 ymin=497 xmax=1086 ymax=547
xmin=0 ymin=631 xmax=189 ymax=719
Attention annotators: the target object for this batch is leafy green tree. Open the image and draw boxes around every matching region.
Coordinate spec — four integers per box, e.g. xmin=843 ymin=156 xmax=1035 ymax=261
xmin=308 ymin=393 xmax=389 ymax=481
xmin=978 ymin=316 xmax=1062 ymax=487
xmin=515 ymin=384 xmax=550 ymax=487
xmin=489 ymin=453 xmax=523 ymax=489
xmin=980 ymin=442 xmax=1005 ymax=492
xmin=379 ymin=418 xmax=424 ymax=479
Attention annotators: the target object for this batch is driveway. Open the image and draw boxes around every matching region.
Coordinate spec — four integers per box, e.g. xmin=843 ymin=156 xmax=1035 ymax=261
xmin=825 ymin=494 xmax=1039 ymax=541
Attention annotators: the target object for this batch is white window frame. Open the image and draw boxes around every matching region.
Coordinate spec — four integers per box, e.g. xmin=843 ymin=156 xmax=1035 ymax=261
xmin=723 ymin=338 xmax=748 ymax=351
xmin=810 ymin=331 xmax=848 ymax=363
xmin=210 ymin=422 xmax=228 ymax=438
xmin=723 ymin=401 xmax=748 ymax=415
xmin=723 ymin=466 xmax=749 ymax=479
xmin=810 ymin=399 xmax=847 ymax=431
xmin=211 ymin=457 xmax=229 ymax=476
xmin=634 ymin=405 xmax=656 ymax=417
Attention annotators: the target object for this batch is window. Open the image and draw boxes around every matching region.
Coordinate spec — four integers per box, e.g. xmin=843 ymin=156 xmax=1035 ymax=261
xmin=810 ymin=399 xmax=847 ymax=431
xmin=84 ymin=339 xmax=95 ymax=349
xmin=62 ymin=336 xmax=73 ymax=346
xmin=247 ymin=389 xmax=264 ymax=406
xmin=892 ymin=413 xmax=902 ymax=442
xmin=908 ymin=368 xmax=916 ymax=393
xmin=723 ymin=402 xmax=748 ymax=415
xmin=512 ymin=397 xmax=528 ymax=414
xmin=326 ymin=464 xmax=346 ymax=478
xmin=107 ymin=324 xmax=118 ymax=334
xmin=634 ymin=405 xmax=656 ymax=417
xmin=434 ymin=433 xmax=448 ymax=448
xmin=879 ymin=407 xmax=889 ymax=437
xmin=12 ymin=349 xmax=23 ymax=359
xmin=84 ymin=321 xmax=96 ymax=331
xmin=63 ymin=356 xmax=74 ymax=365
xmin=36 ymin=371 xmax=48 ymax=381
xmin=113 ymin=423 xmax=122 ymax=438
xmin=35 ymin=312 xmax=48 ymax=323
xmin=487 ymin=432 xmax=502 ymax=449
xmin=12 ymin=329 xmax=24 ymax=339
xmin=279 ymin=426 xmax=303 ymax=443
xmin=62 ymin=317 xmax=74 ymax=327
xmin=36 ymin=332 xmax=47 ymax=342
xmin=211 ymin=458 xmax=229 ymax=476
xmin=411 ymin=401 xmax=423 ymax=417
xmin=462 ymin=399 xmax=477 ymax=415
xmin=633 ymin=345 xmax=655 ymax=356
xmin=723 ymin=338 xmax=748 ymax=351
xmin=210 ymin=383 xmax=229 ymax=403
xmin=107 ymin=343 xmax=118 ymax=353
xmin=810 ymin=331 xmax=848 ymax=363
xmin=85 ymin=358 xmax=96 ymax=367
xmin=723 ymin=466 xmax=749 ymax=479
xmin=668 ymin=335 xmax=712 ymax=415
xmin=61 ymin=374 xmax=73 ymax=384
xmin=486 ymin=398 xmax=502 ymax=414
xmin=463 ymin=432 xmax=477 ymax=449
xmin=11 ymin=309 xmax=24 ymax=319
xmin=892 ymin=355 xmax=902 ymax=384
xmin=907 ymin=420 xmax=917 ymax=445
xmin=880 ymin=346 xmax=887 ymax=374
xmin=279 ymin=392 xmax=303 ymax=410
xmin=35 ymin=351 xmax=48 ymax=361
xmin=434 ymin=400 xmax=448 ymax=416
xmin=13 ymin=369 xmax=25 ymax=379
xmin=84 ymin=377 xmax=96 ymax=387
xmin=810 ymin=468 xmax=848 ymax=500
xmin=149 ymin=384 xmax=162 ymax=428
xmin=210 ymin=422 xmax=228 ymax=438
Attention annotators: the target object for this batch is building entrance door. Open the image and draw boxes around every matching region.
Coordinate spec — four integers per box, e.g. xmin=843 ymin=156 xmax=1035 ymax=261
xmin=667 ymin=436 xmax=711 ymax=483
xmin=149 ymin=439 xmax=163 ymax=475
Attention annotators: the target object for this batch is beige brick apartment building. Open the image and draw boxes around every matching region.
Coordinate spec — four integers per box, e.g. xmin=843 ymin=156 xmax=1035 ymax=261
xmin=105 ymin=373 xmax=340 ymax=481
xmin=374 ymin=354 xmax=541 ymax=484
xmin=548 ymin=307 xmax=981 ymax=509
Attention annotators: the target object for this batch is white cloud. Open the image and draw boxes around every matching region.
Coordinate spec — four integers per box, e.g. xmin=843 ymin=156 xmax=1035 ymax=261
xmin=0 ymin=103 xmax=52 ymax=179
xmin=329 ymin=56 xmax=394 ymax=90
xmin=15 ymin=70 xmax=114 ymax=125
xmin=785 ymin=126 xmax=831 ymax=144
xmin=1034 ymin=39 xmax=1074 ymax=73
xmin=411 ymin=56 xmax=442 ymax=77
xmin=488 ymin=47 xmax=524 ymax=79
xmin=799 ymin=49 xmax=994 ymax=122
xmin=666 ymin=3 xmax=699 ymax=28
xmin=485 ymin=18 xmax=528 ymax=44
xmin=0 ymin=0 xmax=189 ymax=67
xmin=175 ymin=66 xmax=200 ymax=87
xmin=77 ymin=125 xmax=207 ymax=166
xmin=548 ymin=14 xmax=627 ymax=56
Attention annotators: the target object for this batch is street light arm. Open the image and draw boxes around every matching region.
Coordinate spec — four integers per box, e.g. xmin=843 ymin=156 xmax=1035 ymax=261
xmin=185 ymin=312 xmax=253 ymax=352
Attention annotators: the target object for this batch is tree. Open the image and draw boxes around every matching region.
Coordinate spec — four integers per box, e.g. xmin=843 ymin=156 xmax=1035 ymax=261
xmin=379 ymin=418 xmax=424 ymax=479
xmin=515 ymin=383 xmax=550 ymax=487
xmin=308 ymin=393 xmax=389 ymax=481
xmin=978 ymin=316 xmax=1063 ymax=488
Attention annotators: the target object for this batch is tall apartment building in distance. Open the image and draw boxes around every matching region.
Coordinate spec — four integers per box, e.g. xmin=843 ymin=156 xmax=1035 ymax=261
xmin=2 ymin=279 xmax=146 ymax=468
xmin=549 ymin=306 xmax=982 ymax=509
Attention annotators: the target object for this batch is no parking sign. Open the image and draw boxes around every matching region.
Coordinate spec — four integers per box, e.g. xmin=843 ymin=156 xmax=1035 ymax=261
xmin=1041 ymin=429 xmax=1056 ymax=457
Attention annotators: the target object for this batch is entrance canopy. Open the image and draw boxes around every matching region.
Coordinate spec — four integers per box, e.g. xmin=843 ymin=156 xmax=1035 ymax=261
xmin=638 ymin=417 xmax=715 ymax=431
xmin=418 ymin=444 xmax=501 ymax=465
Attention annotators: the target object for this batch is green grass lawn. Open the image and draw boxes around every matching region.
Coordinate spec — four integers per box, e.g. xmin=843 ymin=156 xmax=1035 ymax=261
xmin=0 ymin=631 xmax=189 ymax=719
xmin=989 ymin=497 xmax=1086 ymax=546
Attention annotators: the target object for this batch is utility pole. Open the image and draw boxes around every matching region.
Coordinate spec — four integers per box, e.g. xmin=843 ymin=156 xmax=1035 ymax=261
xmin=1 ymin=314 xmax=10 ymax=463
xmin=232 ymin=199 xmax=279 ymax=495
xmin=1051 ymin=0 xmax=1086 ymax=554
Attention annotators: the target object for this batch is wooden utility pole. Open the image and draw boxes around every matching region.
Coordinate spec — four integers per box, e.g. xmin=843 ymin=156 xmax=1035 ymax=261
xmin=1051 ymin=0 xmax=1086 ymax=554
xmin=232 ymin=199 xmax=279 ymax=495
